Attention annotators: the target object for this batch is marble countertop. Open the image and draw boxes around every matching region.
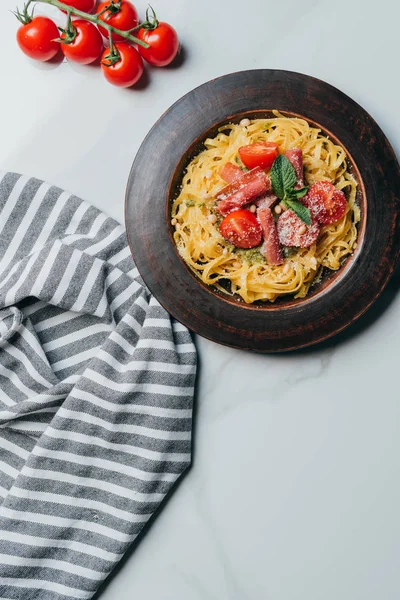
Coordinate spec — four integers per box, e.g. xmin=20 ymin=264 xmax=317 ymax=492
xmin=2 ymin=0 xmax=400 ymax=598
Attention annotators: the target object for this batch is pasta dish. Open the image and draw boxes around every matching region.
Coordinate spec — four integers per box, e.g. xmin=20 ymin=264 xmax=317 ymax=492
xmin=171 ymin=112 xmax=360 ymax=303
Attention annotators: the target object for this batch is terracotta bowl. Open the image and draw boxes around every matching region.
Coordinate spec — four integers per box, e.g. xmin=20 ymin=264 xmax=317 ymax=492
xmin=167 ymin=109 xmax=367 ymax=310
xmin=125 ymin=70 xmax=400 ymax=351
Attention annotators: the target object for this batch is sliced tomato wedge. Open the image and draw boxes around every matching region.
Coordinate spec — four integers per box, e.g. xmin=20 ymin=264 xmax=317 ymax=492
xmin=216 ymin=167 xmax=271 ymax=215
xmin=219 ymin=209 xmax=263 ymax=249
xmin=219 ymin=162 xmax=244 ymax=184
xmin=277 ymin=210 xmax=320 ymax=248
xmin=238 ymin=142 xmax=279 ymax=171
xmin=303 ymin=181 xmax=347 ymax=225
xmin=257 ymin=206 xmax=283 ymax=265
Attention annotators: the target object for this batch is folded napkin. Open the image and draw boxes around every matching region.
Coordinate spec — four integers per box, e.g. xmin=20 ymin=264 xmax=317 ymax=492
xmin=0 ymin=172 xmax=196 ymax=599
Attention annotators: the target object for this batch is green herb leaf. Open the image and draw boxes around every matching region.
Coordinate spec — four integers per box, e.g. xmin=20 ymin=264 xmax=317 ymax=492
xmin=270 ymin=154 xmax=297 ymax=199
xmin=287 ymin=186 xmax=309 ymax=200
xmin=284 ymin=198 xmax=312 ymax=225
xmin=271 ymin=154 xmax=312 ymax=225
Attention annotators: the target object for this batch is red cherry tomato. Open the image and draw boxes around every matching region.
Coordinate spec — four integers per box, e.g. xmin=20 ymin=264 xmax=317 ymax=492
xmin=61 ymin=0 xmax=97 ymax=13
xmin=101 ymin=42 xmax=144 ymax=87
xmin=277 ymin=210 xmax=320 ymax=248
xmin=238 ymin=143 xmax=280 ymax=171
xmin=137 ymin=22 xmax=179 ymax=67
xmin=61 ymin=20 xmax=103 ymax=65
xmin=219 ymin=210 xmax=263 ymax=249
xmin=303 ymin=181 xmax=347 ymax=225
xmin=96 ymin=1 xmax=138 ymax=41
xmin=17 ymin=16 xmax=60 ymax=62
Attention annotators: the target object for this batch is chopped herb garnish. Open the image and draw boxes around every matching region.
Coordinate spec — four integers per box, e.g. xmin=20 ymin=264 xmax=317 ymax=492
xmin=234 ymin=247 xmax=265 ymax=264
xmin=282 ymin=246 xmax=298 ymax=258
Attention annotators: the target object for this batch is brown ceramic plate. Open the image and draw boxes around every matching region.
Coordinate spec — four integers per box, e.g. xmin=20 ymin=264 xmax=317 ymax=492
xmin=125 ymin=70 xmax=400 ymax=352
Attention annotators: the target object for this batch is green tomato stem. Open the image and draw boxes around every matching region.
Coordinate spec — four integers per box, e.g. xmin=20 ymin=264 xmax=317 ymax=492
xmin=103 ymin=28 xmax=121 ymax=66
xmin=13 ymin=0 xmax=35 ymax=25
xmin=143 ymin=4 xmax=158 ymax=30
xmin=33 ymin=0 xmax=149 ymax=48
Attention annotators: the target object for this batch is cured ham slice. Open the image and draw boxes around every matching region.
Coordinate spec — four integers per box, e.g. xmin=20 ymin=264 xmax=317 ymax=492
xmin=219 ymin=162 xmax=244 ymax=184
xmin=257 ymin=204 xmax=283 ymax=265
xmin=285 ymin=148 xmax=304 ymax=187
xmin=254 ymin=191 xmax=278 ymax=208
xmin=216 ymin=167 xmax=271 ymax=216
xmin=277 ymin=210 xmax=319 ymax=248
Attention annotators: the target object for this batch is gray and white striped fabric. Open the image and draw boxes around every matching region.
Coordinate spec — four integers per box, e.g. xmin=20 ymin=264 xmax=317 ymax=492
xmin=0 ymin=172 xmax=196 ymax=599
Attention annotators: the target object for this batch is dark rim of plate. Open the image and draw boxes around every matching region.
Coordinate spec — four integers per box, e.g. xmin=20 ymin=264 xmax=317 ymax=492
xmin=125 ymin=69 xmax=400 ymax=351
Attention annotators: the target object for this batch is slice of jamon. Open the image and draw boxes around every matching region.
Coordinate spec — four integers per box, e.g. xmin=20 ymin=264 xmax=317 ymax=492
xmin=216 ymin=167 xmax=271 ymax=215
xmin=219 ymin=162 xmax=244 ymax=184
xmin=285 ymin=148 xmax=304 ymax=187
xmin=277 ymin=210 xmax=320 ymax=248
xmin=257 ymin=205 xmax=283 ymax=265
xmin=255 ymin=191 xmax=278 ymax=208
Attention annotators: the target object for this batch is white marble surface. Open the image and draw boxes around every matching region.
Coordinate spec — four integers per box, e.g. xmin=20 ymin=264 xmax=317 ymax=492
xmin=2 ymin=0 xmax=400 ymax=598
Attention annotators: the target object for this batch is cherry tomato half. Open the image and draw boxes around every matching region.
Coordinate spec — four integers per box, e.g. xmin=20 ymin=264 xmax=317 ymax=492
xmin=97 ymin=0 xmax=138 ymax=41
xmin=61 ymin=0 xmax=97 ymax=13
xmin=137 ymin=22 xmax=179 ymax=67
xmin=219 ymin=209 xmax=263 ymax=249
xmin=303 ymin=181 xmax=347 ymax=225
xmin=61 ymin=20 xmax=103 ymax=65
xmin=238 ymin=142 xmax=280 ymax=171
xmin=101 ymin=42 xmax=144 ymax=87
xmin=17 ymin=16 xmax=60 ymax=62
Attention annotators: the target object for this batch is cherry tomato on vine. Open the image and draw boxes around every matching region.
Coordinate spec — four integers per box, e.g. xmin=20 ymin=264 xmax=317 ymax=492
xmin=101 ymin=42 xmax=143 ymax=87
xmin=137 ymin=21 xmax=179 ymax=67
xmin=61 ymin=20 xmax=103 ymax=65
xmin=136 ymin=7 xmax=179 ymax=67
xmin=61 ymin=0 xmax=97 ymax=13
xmin=17 ymin=16 xmax=60 ymax=62
xmin=96 ymin=1 xmax=139 ymax=42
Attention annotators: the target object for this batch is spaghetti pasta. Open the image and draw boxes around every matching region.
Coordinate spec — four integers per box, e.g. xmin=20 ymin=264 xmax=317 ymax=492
xmin=171 ymin=113 xmax=360 ymax=303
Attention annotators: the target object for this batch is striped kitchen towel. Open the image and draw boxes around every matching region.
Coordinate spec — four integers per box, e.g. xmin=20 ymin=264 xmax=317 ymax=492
xmin=0 ymin=172 xmax=197 ymax=599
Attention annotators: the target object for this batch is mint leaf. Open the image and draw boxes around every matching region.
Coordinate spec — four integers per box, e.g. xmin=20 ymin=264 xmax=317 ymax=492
xmin=284 ymin=198 xmax=312 ymax=225
xmin=270 ymin=155 xmax=297 ymax=199
xmin=270 ymin=155 xmax=311 ymax=225
xmin=287 ymin=186 xmax=308 ymax=200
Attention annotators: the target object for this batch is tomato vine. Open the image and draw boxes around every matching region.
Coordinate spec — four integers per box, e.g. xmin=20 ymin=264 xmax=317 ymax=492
xmin=15 ymin=0 xmax=150 ymax=48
